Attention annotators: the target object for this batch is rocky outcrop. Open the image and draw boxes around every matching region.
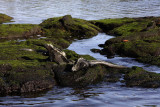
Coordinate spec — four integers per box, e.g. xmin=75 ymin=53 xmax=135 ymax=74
xmin=91 ymin=16 xmax=160 ymax=66
xmin=40 ymin=15 xmax=101 ymax=41
xmin=124 ymin=67 xmax=160 ymax=88
xmin=54 ymin=64 xmax=106 ymax=86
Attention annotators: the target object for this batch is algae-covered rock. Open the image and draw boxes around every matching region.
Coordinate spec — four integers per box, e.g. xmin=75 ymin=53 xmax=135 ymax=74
xmin=124 ymin=67 xmax=160 ymax=88
xmin=64 ymin=49 xmax=96 ymax=61
xmin=0 ymin=39 xmax=57 ymax=95
xmin=54 ymin=65 xmax=106 ymax=87
xmin=94 ymin=17 xmax=160 ymax=66
xmin=0 ymin=24 xmax=42 ymax=40
xmin=0 ymin=38 xmax=98 ymax=95
xmin=40 ymin=15 xmax=101 ymax=40
xmin=0 ymin=65 xmax=56 ymax=95
xmin=0 ymin=13 xmax=13 ymax=24
xmin=90 ymin=17 xmax=135 ymax=34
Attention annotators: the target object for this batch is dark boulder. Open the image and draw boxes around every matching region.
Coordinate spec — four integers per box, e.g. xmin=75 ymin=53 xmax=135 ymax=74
xmin=124 ymin=67 xmax=160 ymax=88
xmin=90 ymin=48 xmax=101 ymax=53
xmin=54 ymin=64 xmax=106 ymax=87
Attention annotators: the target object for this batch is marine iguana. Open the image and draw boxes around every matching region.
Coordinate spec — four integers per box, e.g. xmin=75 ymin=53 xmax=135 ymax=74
xmin=44 ymin=44 xmax=127 ymax=71
xmin=72 ymin=58 xmax=127 ymax=72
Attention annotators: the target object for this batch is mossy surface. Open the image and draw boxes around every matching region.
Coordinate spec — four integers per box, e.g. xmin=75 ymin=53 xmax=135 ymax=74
xmin=0 ymin=24 xmax=42 ymax=39
xmin=0 ymin=39 xmax=57 ymax=95
xmin=40 ymin=15 xmax=101 ymax=42
xmin=0 ymin=13 xmax=13 ymax=24
xmin=124 ymin=67 xmax=160 ymax=88
xmin=90 ymin=17 xmax=135 ymax=33
xmin=64 ymin=49 xmax=95 ymax=61
xmin=98 ymin=17 xmax=160 ymax=66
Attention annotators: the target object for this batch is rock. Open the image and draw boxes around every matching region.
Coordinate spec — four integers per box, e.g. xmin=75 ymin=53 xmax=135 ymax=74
xmin=90 ymin=48 xmax=101 ymax=53
xmin=100 ymin=45 xmax=115 ymax=58
xmin=98 ymin=44 xmax=105 ymax=47
xmin=94 ymin=16 xmax=160 ymax=66
xmin=0 ymin=39 xmax=58 ymax=95
xmin=21 ymin=80 xmax=54 ymax=93
xmin=0 ymin=13 xmax=13 ymax=24
xmin=40 ymin=15 xmax=101 ymax=40
xmin=54 ymin=64 xmax=106 ymax=86
xmin=0 ymin=24 xmax=42 ymax=40
xmin=60 ymin=15 xmax=74 ymax=26
xmin=124 ymin=67 xmax=160 ymax=88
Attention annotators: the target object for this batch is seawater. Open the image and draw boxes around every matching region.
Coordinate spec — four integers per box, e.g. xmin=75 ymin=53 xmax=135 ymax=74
xmin=0 ymin=0 xmax=160 ymax=107
xmin=0 ymin=0 xmax=160 ymax=24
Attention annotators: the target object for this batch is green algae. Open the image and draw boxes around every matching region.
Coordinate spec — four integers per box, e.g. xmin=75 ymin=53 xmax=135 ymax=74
xmin=0 ymin=39 xmax=54 ymax=71
xmin=124 ymin=66 xmax=160 ymax=88
xmin=91 ymin=17 xmax=135 ymax=25
xmin=90 ymin=17 xmax=135 ymax=33
xmin=111 ymin=21 xmax=148 ymax=36
xmin=40 ymin=15 xmax=101 ymax=41
xmin=0 ymin=39 xmax=58 ymax=94
xmin=97 ymin=17 xmax=160 ymax=66
xmin=64 ymin=49 xmax=95 ymax=61
xmin=0 ymin=13 xmax=13 ymax=24
xmin=0 ymin=24 xmax=42 ymax=39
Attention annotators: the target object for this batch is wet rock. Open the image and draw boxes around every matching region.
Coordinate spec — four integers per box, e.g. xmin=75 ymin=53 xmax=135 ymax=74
xmin=90 ymin=48 xmax=101 ymax=53
xmin=100 ymin=45 xmax=115 ymax=58
xmin=0 ymin=13 xmax=13 ymax=24
xmin=98 ymin=44 xmax=105 ymax=47
xmin=54 ymin=64 xmax=106 ymax=87
xmin=40 ymin=15 xmax=101 ymax=41
xmin=0 ymin=24 xmax=42 ymax=40
xmin=60 ymin=15 xmax=74 ymax=26
xmin=93 ymin=16 xmax=160 ymax=66
xmin=0 ymin=39 xmax=58 ymax=95
xmin=124 ymin=67 xmax=160 ymax=88
xmin=21 ymin=80 xmax=55 ymax=93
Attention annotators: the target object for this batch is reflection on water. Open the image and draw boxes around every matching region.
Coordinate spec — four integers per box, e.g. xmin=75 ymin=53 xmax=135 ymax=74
xmin=0 ymin=0 xmax=160 ymax=24
xmin=1 ymin=83 xmax=160 ymax=107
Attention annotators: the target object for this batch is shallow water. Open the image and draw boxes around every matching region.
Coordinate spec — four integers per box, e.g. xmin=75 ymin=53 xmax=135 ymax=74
xmin=68 ymin=33 xmax=160 ymax=73
xmin=0 ymin=0 xmax=160 ymax=24
xmin=0 ymin=0 xmax=160 ymax=107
